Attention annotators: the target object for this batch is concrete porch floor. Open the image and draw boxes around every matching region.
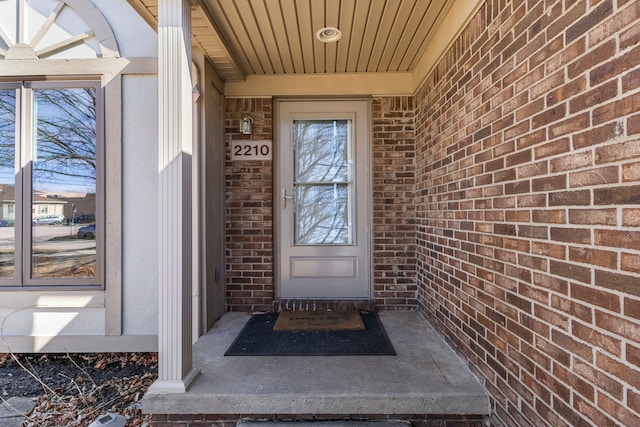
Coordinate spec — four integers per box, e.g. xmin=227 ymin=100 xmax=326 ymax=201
xmin=143 ymin=310 xmax=491 ymax=418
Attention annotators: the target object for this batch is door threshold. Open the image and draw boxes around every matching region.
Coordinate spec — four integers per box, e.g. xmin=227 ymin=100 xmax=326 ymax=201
xmin=272 ymin=299 xmax=376 ymax=312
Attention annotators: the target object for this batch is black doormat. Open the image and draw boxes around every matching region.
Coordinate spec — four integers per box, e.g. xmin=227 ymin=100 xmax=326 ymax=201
xmin=224 ymin=312 xmax=396 ymax=356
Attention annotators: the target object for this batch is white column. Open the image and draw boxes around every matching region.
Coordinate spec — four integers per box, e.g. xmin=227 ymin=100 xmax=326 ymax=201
xmin=149 ymin=0 xmax=199 ymax=394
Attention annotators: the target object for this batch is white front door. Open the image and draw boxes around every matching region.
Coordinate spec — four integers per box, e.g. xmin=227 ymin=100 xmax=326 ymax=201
xmin=276 ymin=99 xmax=371 ymax=299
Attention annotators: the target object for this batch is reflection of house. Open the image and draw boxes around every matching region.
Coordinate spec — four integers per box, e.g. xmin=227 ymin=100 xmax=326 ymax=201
xmin=0 ymin=184 xmax=69 ymax=222
xmin=32 ymin=193 xmax=67 ymax=219
xmin=0 ymin=184 xmax=14 ymax=222
xmin=44 ymin=192 xmax=96 ymax=220
xmin=0 ymin=1 xmax=639 ymax=426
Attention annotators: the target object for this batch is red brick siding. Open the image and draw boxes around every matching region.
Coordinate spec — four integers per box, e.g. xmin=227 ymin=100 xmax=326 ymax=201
xmin=415 ymin=0 xmax=640 ymax=426
xmin=372 ymin=97 xmax=417 ymax=309
xmin=225 ymin=97 xmax=417 ymax=311
xmin=225 ymin=98 xmax=274 ymax=312
xmin=150 ymin=413 xmax=487 ymax=427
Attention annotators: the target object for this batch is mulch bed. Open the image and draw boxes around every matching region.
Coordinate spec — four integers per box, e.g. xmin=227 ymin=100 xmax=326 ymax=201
xmin=0 ymin=352 xmax=157 ymax=426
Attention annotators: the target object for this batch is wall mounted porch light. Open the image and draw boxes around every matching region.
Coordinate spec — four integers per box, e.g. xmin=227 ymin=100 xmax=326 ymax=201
xmin=316 ymin=27 xmax=342 ymax=43
xmin=240 ymin=115 xmax=253 ymax=134
xmin=192 ymin=84 xmax=201 ymax=103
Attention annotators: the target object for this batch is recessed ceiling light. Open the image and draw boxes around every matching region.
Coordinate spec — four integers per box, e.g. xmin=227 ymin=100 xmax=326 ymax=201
xmin=316 ymin=27 xmax=342 ymax=43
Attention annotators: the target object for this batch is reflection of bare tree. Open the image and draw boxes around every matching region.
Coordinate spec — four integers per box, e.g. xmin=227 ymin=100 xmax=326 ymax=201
xmin=296 ymin=185 xmax=349 ymax=244
xmin=0 ymin=88 xmax=96 ymax=187
xmin=294 ymin=120 xmax=348 ymax=182
xmin=33 ymin=88 xmax=96 ymax=188
xmin=293 ymin=120 xmax=351 ymax=244
xmin=0 ymin=91 xmax=16 ymax=173
xmin=0 ymin=87 xmax=97 ymax=281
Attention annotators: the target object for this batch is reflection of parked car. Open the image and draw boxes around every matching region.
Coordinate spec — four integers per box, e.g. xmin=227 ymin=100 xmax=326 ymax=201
xmin=0 ymin=219 xmax=8 ymax=227
xmin=68 ymin=214 xmax=95 ymax=224
xmin=77 ymin=224 xmax=95 ymax=239
xmin=33 ymin=215 xmax=65 ymax=225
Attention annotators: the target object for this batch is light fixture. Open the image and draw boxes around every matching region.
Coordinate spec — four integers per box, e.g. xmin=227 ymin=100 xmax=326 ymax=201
xmin=240 ymin=115 xmax=253 ymax=134
xmin=316 ymin=27 xmax=342 ymax=43
xmin=192 ymin=84 xmax=201 ymax=103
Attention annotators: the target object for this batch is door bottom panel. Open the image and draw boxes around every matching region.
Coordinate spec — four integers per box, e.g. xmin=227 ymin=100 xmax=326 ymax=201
xmin=290 ymin=257 xmax=357 ymax=279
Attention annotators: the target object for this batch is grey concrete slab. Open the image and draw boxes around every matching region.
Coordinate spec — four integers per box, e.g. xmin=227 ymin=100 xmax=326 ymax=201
xmin=0 ymin=397 xmax=36 ymax=427
xmin=143 ymin=311 xmax=491 ymax=416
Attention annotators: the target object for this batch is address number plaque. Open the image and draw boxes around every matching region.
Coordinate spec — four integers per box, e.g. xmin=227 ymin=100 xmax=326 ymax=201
xmin=231 ymin=139 xmax=272 ymax=161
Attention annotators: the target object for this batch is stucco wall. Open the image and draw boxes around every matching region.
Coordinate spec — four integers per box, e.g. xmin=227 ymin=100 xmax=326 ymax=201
xmin=122 ymin=74 xmax=158 ymax=336
xmin=93 ymin=0 xmax=156 ymax=58
xmin=415 ymin=0 xmax=640 ymax=425
xmin=0 ymin=0 xmax=158 ymax=351
xmin=99 ymin=0 xmax=159 ymax=339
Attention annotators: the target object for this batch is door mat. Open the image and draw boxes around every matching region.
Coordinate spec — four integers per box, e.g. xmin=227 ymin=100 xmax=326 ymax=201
xmin=273 ymin=310 xmax=365 ymax=331
xmin=224 ymin=312 xmax=396 ymax=356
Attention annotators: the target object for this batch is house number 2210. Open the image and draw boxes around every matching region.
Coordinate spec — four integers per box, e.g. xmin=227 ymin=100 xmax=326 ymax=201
xmin=231 ymin=140 xmax=272 ymax=161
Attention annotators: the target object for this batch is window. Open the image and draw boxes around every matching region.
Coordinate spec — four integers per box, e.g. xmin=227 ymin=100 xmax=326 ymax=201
xmin=0 ymin=80 xmax=102 ymax=287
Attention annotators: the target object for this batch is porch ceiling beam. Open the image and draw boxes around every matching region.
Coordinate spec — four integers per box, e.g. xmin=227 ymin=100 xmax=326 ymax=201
xmin=224 ymin=72 xmax=415 ymax=98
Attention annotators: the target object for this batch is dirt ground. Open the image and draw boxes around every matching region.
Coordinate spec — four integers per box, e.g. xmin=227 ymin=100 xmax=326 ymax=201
xmin=0 ymin=352 xmax=157 ymax=426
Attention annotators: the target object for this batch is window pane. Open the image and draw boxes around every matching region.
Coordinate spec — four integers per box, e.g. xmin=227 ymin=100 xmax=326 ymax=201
xmin=293 ymin=119 xmax=354 ymax=245
xmin=294 ymin=120 xmax=351 ymax=182
xmin=31 ymin=87 xmax=96 ymax=279
xmin=0 ymin=90 xmax=16 ymax=278
xmin=295 ymin=184 xmax=351 ymax=245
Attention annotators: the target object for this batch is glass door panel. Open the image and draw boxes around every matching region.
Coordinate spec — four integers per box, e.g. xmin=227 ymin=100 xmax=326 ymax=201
xmin=295 ymin=183 xmax=351 ymax=244
xmin=293 ymin=119 xmax=353 ymax=245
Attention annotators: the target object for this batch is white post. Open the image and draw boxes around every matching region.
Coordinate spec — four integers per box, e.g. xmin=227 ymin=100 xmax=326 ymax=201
xmin=149 ymin=0 xmax=199 ymax=394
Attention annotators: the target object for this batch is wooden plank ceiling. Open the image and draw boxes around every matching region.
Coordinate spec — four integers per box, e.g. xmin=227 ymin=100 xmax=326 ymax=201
xmin=129 ymin=0 xmax=454 ymax=82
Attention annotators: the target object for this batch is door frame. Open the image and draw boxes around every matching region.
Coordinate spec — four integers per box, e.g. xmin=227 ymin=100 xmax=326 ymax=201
xmin=273 ymin=98 xmax=373 ymax=300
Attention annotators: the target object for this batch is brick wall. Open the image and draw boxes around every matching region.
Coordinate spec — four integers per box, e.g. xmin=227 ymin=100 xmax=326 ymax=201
xmin=372 ymin=97 xmax=417 ymax=309
xmin=225 ymin=97 xmax=417 ymax=311
xmin=415 ymin=0 xmax=640 ymax=426
xmin=225 ymin=98 xmax=274 ymax=312
xmin=150 ymin=413 xmax=486 ymax=427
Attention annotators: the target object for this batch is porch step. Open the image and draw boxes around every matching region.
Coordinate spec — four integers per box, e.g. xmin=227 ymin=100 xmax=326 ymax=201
xmin=272 ymin=299 xmax=376 ymax=312
xmin=143 ymin=311 xmax=491 ymax=419
xmin=239 ymin=422 xmax=410 ymax=427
